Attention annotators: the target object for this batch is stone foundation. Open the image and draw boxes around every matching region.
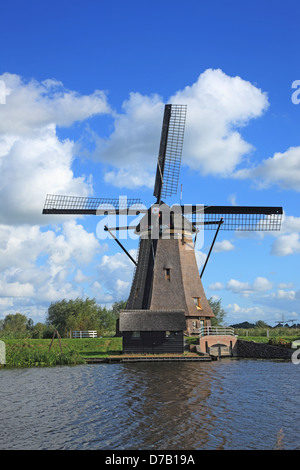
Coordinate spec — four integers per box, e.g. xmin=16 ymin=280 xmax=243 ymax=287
xmin=196 ymin=336 xmax=294 ymax=360
xmin=198 ymin=335 xmax=237 ymax=356
xmin=235 ymin=339 xmax=293 ymax=360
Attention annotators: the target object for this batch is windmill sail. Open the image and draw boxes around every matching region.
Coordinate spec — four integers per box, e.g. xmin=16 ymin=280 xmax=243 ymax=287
xmin=153 ymin=104 xmax=187 ymax=203
xmin=42 ymin=194 xmax=145 ymax=215
xmin=182 ymin=205 xmax=283 ymax=231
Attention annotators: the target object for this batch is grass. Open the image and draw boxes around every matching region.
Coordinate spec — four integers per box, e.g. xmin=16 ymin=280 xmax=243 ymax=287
xmin=2 ymin=331 xmax=299 ymax=368
xmin=1 ymin=337 xmax=123 ymax=368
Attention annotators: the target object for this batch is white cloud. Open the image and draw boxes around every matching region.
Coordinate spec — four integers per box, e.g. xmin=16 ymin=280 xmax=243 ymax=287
xmin=0 ymin=73 xmax=110 ymax=135
xmin=226 ymin=279 xmax=251 ymax=296
xmin=227 ymin=303 xmax=264 ymax=316
xmin=0 ymin=221 xmax=100 ymax=272
xmin=104 ymin=168 xmax=154 ymax=190
xmin=272 ymin=290 xmax=296 ymax=300
xmin=214 ymin=239 xmax=234 ymax=252
xmin=0 ymin=280 xmax=34 ymax=298
xmin=50 ymin=220 xmax=101 ymax=265
xmin=0 ymin=128 xmax=91 ymax=225
xmin=171 ymin=69 xmax=269 ymax=176
xmin=0 ymin=73 xmax=111 ymax=226
xmin=269 ymin=213 xmax=300 ymax=257
xmin=253 ymin=276 xmax=273 ymax=292
xmin=0 ymin=220 xmax=104 ymax=319
xmin=226 ymin=276 xmax=273 ymax=297
xmin=195 ymin=249 xmax=207 ymax=269
xmin=0 ymin=73 xmax=114 ymax=320
xmin=89 ymin=69 xmax=268 ymax=187
xmin=226 ymin=302 xmax=267 ymax=323
xmin=74 ymin=269 xmax=90 ymax=284
xmin=234 ymin=146 xmax=300 ymax=191
xmin=271 ymin=233 xmax=300 ymax=256
xmin=209 ymin=282 xmax=224 ymax=290
xmin=91 ymin=92 xmax=163 ymax=188
xmin=96 ymin=250 xmax=136 ymax=302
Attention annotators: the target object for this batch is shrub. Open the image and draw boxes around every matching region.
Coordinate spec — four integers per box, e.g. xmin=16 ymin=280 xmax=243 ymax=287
xmin=268 ymin=337 xmax=292 ymax=349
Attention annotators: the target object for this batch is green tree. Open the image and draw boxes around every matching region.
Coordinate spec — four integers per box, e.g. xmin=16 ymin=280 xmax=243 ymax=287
xmin=111 ymin=300 xmax=127 ymax=316
xmin=32 ymin=322 xmax=47 ymax=339
xmin=46 ymin=297 xmax=106 ymax=336
xmin=255 ymin=320 xmax=270 ymax=328
xmin=208 ymin=297 xmax=227 ymax=326
xmin=2 ymin=313 xmax=31 ymax=337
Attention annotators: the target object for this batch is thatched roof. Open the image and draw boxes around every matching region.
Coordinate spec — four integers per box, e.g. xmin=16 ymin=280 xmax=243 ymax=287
xmin=119 ymin=309 xmax=186 ymax=331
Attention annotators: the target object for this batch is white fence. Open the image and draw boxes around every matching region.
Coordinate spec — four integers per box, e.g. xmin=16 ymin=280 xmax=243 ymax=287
xmin=198 ymin=326 xmax=235 ymax=338
xmin=72 ymin=330 xmax=98 ymax=338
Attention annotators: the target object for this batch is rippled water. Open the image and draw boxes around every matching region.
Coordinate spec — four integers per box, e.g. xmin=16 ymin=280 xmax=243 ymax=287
xmin=1 ymin=359 xmax=300 ymax=450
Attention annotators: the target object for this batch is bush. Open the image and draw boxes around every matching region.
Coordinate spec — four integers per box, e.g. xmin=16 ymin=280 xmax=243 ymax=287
xmin=268 ymin=337 xmax=292 ymax=349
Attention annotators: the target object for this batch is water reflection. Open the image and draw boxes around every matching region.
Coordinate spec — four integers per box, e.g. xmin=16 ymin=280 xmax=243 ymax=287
xmin=120 ymin=362 xmax=221 ymax=449
xmin=1 ymin=360 xmax=300 ymax=450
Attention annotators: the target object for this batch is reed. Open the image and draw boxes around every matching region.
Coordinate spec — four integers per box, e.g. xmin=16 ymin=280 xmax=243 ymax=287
xmin=2 ymin=337 xmax=122 ymax=368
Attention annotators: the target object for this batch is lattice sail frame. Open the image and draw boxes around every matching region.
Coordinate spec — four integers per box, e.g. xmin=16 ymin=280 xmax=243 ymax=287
xmin=43 ymin=194 xmax=145 ymax=214
xmin=153 ymin=104 xmax=187 ymax=201
xmin=183 ymin=205 xmax=283 ymax=231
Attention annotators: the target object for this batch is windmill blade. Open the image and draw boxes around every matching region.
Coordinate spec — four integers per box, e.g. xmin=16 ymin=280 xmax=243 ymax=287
xmin=42 ymin=194 xmax=146 ymax=215
xmin=153 ymin=104 xmax=187 ymax=203
xmin=182 ymin=205 xmax=283 ymax=231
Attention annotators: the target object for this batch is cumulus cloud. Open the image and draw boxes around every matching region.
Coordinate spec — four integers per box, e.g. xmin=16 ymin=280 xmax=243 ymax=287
xmin=89 ymin=69 xmax=269 ymax=187
xmin=91 ymin=92 xmax=163 ymax=189
xmin=271 ymin=233 xmax=300 ymax=256
xmin=0 ymin=73 xmax=114 ymax=320
xmin=0 ymin=73 xmax=111 ymax=225
xmin=0 ymin=73 xmax=110 ymax=135
xmin=170 ymin=69 xmax=269 ymax=176
xmin=226 ymin=276 xmax=273 ymax=297
xmin=97 ymin=250 xmax=137 ymax=301
xmin=270 ymin=214 xmax=300 ymax=256
xmin=208 ymin=282 xmax=224 ymax=290
xmin=234 ymin=146 xmax=300 ymax=191
xmin=0 ymin=220 xmax=103 ymax=319
xmin=213 ymin=239 xmax=234 ymax=252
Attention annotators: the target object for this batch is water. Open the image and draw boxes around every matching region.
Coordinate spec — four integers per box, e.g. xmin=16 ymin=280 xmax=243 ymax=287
xmin=1 ymin=359 xmax=300 ymax=450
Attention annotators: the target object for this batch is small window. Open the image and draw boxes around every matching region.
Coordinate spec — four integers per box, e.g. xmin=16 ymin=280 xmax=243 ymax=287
xmin=131 ymin=331 xmax=141 ymax=339
xmin=165 ymin=268 xmax=170 ymax=281
xmin=166 ymin=331 xmax=176 ymax=338
xmin=193 ymin=297 xmax=203 ymax=310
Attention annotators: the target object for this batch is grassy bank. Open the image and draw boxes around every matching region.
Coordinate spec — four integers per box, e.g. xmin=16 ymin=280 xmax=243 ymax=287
xmin=2 ymin=337 xmax=123 ymax=368
xmin=1 ymin=330 xmax=299 ymax=368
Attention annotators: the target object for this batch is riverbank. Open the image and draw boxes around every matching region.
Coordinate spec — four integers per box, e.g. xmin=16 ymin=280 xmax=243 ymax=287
xmin=1 ymin=337 xmax=122 ymax=368
xmin=1 ymin=335 xmax=298 ymax=368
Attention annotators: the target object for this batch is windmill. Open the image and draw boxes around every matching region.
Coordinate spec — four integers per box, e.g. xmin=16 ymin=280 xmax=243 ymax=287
xmin=43 ymin=104 xmax=282 ymax=352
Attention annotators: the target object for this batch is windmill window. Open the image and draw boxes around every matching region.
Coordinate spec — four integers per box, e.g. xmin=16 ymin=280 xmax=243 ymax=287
xmin=165 ymin=268 xmax=171 ymax=281
xmin=131 ymin=331 xmax=141 ymax=339
xmin=193 ymin=297 xmax=203 ymax=310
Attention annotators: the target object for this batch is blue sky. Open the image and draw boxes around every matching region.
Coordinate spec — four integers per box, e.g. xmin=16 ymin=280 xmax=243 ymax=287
xmin=0 ymin=0 xmax=300 ymax=326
